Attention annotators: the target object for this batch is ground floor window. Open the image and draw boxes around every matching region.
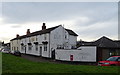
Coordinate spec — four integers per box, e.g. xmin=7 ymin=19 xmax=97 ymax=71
xmin=109 ymin=50 xmax=118 ymax=56
xmin=57 ymin=45 xmax=64 ymax=49
xmin=12 ymin=47 xmax=14 ymax=50
xmin=17 ymin=47 xmax=18 ymax=51
xmin=44 ymin=44 xmax=47 ymax=51
xmin=35 ymin=45 xmax=38 ymax=51
xmin=14 ymin=47 xmax=16 ymax=50
xmin=21 ymin=46 xmax=24 ymax=50
xmin=28 ymin=45 xmax=32 ymax=50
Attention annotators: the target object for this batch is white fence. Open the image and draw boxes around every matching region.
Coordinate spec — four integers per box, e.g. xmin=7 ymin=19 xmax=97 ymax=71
xmin=55 ymin=46 xmax=96 ymax=62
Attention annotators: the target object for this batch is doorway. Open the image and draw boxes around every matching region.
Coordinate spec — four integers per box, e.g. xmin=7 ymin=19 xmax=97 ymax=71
xmin=25 ymin=46 xmax=26 ymax=54
xmin=51 ymin=50 xmax=55 ymax=59
xmin=39 ymin=46 xmax=42 ymax=56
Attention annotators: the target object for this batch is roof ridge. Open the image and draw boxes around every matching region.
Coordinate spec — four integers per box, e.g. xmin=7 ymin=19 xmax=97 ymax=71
xmin=10 ymin=25 xmax=61 ymax=41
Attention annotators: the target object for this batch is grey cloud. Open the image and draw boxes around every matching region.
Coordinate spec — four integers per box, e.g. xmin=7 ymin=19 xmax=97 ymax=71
xmin=11 ymin=25 xmax=21 ymax=28
xmin=1 ymin=2 xmax=118 ymax=41
xmin=2 ymin=2 xmax=117 ymax=24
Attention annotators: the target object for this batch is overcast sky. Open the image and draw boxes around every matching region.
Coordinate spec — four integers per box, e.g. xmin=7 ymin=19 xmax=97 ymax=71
xmin=0 ymin=2 xmax=118 ymax=43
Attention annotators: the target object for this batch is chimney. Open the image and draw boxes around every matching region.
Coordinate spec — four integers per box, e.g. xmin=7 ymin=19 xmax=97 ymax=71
xmin=26 ymin=29 xmax=30 ymax=35
xmin=42 ymin=23 xmax=46 ymax=30
xmin=16 ymin=34 xmax=19 ymax=38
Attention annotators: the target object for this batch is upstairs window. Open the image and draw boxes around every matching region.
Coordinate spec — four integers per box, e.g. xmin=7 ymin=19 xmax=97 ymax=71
xmin=36 ymin=37 xmax=38 ymax=41
xmin=65 ymin=35 xmax=67 ymax=39
xmin=44 ymin=34 xmax=47 ymax=40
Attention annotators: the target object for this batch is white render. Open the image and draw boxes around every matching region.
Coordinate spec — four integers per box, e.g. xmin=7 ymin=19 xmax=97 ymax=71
xmin=20 ymin=33 xmax=51 ymax=57
xmin=11 ymin=24 xmax=78 ymax=58
xmin=55 ymin=46 xmax=96 ymax=62
xmin=10 ymin=39 xmax=20 ymax=53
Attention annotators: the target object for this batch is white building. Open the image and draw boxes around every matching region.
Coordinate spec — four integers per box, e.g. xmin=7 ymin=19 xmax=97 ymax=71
xmin=10 ymin=23 xmax=78 ymax=58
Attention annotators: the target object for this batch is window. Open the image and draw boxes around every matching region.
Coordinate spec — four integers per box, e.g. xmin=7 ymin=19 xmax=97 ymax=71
xmin=28 ymin=45 xmax=32 ymax=50
xmin=17 ymin=47 xmax=18 ymax=50
xmin=65 ymin=35 xmax=67 ymax=39
xmin=31 ymin=37 xmax=35 ymax=42
xmin=44 ymin=44 xmax=47 ymax=51
xmin=109 ymin=50 xmax=117 ymax=56
xmin=57 ymin=45 xmax=64 ymax=49
xmin=21 ymin=46 xmax=24 ymax=50
xmin=107 ymin=57 xmax=118 ymax=61
xmin=36 ymin=36 xmax=38 ymax=41
xmin=35 ymin=45 xmax=38 ymax=51
xmin=14 ymin=47 xmax=16 ymax=50
xmin=17 ymin=40 xmax=18 ymax=44
xmin=44 ymin=34 xmax=47 ymax=40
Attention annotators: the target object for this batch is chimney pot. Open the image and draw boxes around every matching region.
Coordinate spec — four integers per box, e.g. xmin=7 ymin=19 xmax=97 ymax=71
xmin=42 ymin=23 xmax=46 ymax=30
xmin=26 ymin=29 xmax=30 ymax=35
xmin=16 ymin=34 xmax=19 ymax=38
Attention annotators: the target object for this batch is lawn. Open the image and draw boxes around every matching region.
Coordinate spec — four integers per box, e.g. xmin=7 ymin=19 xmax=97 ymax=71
xmin=2 ymin=53 xmax=120 ymax=75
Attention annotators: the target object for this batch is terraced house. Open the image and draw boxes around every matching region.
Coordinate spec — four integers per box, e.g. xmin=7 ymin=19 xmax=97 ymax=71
xmin=10 ymin=23 xmax=78 ymax=58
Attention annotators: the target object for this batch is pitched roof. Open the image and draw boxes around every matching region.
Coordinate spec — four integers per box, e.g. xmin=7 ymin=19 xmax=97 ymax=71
xmin=114 ymin=40 xmax=120 ymax=47
xmin=28 ymin=25 xmax=60 ymax=37
xmin=78 ymin=36 xmax=120 ymax=48
xmin=10 ymin=25 xmax=60 ymax=41
xmin=93 ymin=36 xmax=118 ymax=48
xmin=65 ymin=29 xmax=78 ymax=36
xmin=10 ymin=25 xmax=78 ymax=41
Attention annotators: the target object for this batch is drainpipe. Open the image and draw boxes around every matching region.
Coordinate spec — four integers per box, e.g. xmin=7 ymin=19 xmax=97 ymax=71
xmin=49 ymin=33 xmax=51 ymax=58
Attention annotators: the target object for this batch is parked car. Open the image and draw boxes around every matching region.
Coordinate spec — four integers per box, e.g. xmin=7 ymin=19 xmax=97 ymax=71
xmin=13 ymin=50 xmax=21 ymax=56
xmin=98 ymin=56 xmax=120 ymax=66
xmin=1 ymin=48 xmax=10 ymax=53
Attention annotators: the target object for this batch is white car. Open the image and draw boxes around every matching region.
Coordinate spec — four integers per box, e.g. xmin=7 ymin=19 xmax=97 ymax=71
xmin=1 ymin=48 xmax=10 ymax=53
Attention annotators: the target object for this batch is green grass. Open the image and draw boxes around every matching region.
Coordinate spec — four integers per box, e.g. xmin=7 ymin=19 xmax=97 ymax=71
xmin=2 ymin=53 xmax=120 ymax=74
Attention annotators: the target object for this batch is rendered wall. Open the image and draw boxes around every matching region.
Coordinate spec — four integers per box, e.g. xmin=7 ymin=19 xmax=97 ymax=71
xmin=55 ymin=46 xmax=96 ymax=62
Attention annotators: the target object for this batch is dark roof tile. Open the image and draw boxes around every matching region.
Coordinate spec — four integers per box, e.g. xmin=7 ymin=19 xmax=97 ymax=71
xmin=78 ymin=36 xmax=120 ymax=48
xmin=10 ymin=25 xmax=78 ymax=41
xmin=65 ymin=29 xmax=78 ymax=36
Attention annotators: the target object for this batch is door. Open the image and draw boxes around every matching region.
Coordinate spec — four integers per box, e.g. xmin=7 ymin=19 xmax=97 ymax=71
xmin=25 ymin=46 xmax=26 ymax=54
xmin=39 ymin=46 xmax=42 ymax=56
xmin=70 ymin=55 xmax=73 ymax=61
xmin=51 ymin=50 xmax=55 ymax=59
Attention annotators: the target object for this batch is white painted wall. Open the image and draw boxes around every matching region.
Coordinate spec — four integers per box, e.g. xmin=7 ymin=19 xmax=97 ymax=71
xmin=10 ymin=39 xmax=20 ymax=53
xmin=20 ymin=38 xmax=26 ymax=54
xmin=50 ymin=26 xmax=64 ymax=50
xmin=55 ymin=46 xmax=96 ymax=62
xmin=26 ymin=36 xmax=40 ymax=56
xmin=69 ymin=35 xmax=77 ymax=49
xmin=41 ymin=33 xmax=50 ymax=58
xmin=20 ymin=33 xmax=51 ymax=57
xmin=50 ymin=26 xmax=77 ymax=50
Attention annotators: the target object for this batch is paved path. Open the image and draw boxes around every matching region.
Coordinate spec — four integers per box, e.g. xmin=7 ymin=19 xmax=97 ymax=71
xmin=21 ymin=54 xmax=73 ymax=65
xmin=21 ymin=54 xmax=54 ymax=62
xmin=21 ymin=54 xmax=96 ymax=65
